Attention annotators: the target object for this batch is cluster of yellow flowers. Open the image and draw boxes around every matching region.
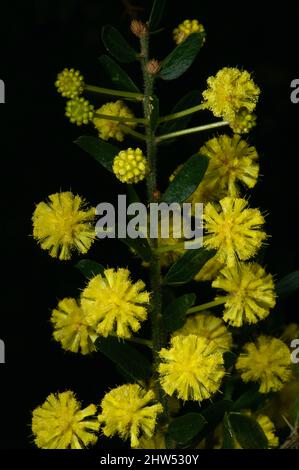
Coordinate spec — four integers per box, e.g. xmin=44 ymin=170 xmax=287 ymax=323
xmin=30 ymin=17 xmax=297 ymax=450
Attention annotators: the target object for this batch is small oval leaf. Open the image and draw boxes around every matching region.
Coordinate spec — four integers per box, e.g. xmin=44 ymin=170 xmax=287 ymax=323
xmin=99 ymin=54 xmax=141 ymax=93
xmin=162 ymin=153 xmax=209 ymax=204
xmin=162 ymin=293 xmax=196 ymax=332
xmin=160 ymin=90 xmax=201 ymax=135
xmin=163 ymin=247 xmax=216 ymax=285
xmin=149 ymin=0 xmax=166 ymax=31
xmin=102 ymin=25 xmax=138 ymax=63
xmin=228 ymin=412 xmax=268 ymax=449
xmin=76 ymin=259 xmax=104 ymax=278
xmin=168 ymin=413 xmax=207 ymax=444
xmin=276 ymin=270 xmax=299 ymax=299
xmin=75 ymin=136 xmax=120 ymax=172
xmin=159 ymin=33 xmax=205 ymax=81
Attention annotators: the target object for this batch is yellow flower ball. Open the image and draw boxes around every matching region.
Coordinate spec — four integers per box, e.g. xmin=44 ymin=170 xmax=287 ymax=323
xmin=93 ymin=100 xmax=136 ymax=141
xmin=32 ymin=391 xmax=99 ymax=449
xmin=113 ymin=148 xmax=148 ymax=184
xmin=230 ymin=108 xmax=257 ymax=134
xmin=98 ymin=384 xmax=163 ymax=448
xmin=55 ymin=68 xmax=84 ymax=98
xmin=173 ymin=19 xmax=205 ymax=44
xmin=65 ymin=97 xmax=94 ymax=126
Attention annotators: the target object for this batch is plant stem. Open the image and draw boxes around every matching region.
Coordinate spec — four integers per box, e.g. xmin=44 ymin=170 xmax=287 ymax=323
xmin=187 ymin=297 xmax=227 ymax=314
xmin=94 ymin=112 xmax=147 ymax=125
xmin=119 ymin=124 xmax=147 ymax=142
xmin=84 ymin=84 xmax=144 ymax=101
xmin=140 ymin=32 xmax=169 ymax=421
xmin=158 ymin=103 xmax=204 ymax=124
xmin=156 ymin=120 xmax=229 ymax=143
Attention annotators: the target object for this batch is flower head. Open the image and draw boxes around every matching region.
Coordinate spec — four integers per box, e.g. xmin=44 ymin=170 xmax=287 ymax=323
xmin=230 ymin=108 xmax=257 ymax=134
xmin=93 ymin=100 xmax=136 ymax=141
xmin=212 ymin=262 xmax=276 ymax=327
xmin=204 ymin=197 xmax=267 ymax=267
xmin=51 ymin=298 xmax=98 ymax=355
xmin=202 ymin=67 xmax=260 ymax=124
xmin=32 ymin=191 xmax=95 ymax=260
xmin=200 ymin=134 xmax=259 ymax=196
xmin=81 ymin=268 xmax=150 ymax=339
xmin=113 ymin=148 xmax=148 ymax=184
xmin=173 ymin=19 xmax=205 ymax=44
xmin=256 ymin=414 xmax=279 ymax=448
xmin=173 ymin=313 xmax=232 ymax=351
xmin=194 ymin=256 xmax=224 ymax=281
xmin=32 ymin=391 xmax=99 ymax=449
xmin=55 ymin=68 xmax=84 ymax=98
xmin=236 ymin=336 xmax=292 ymax=393
xmin=65 ymin=97 xmax=94 ymax=126
xmin=98 ymin=384 xmax=163 ymax=448
xmin=158 ymin=335 xmax=225 ymax=402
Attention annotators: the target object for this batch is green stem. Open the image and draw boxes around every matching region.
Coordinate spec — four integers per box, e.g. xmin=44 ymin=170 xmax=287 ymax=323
xmin=119 ymin=124 xmax=147 ymax=142
xmin=187 ymin=297 xmax=227 ymax=314
xmin=109 ymin=333 xmax=152 ymax=348
xmin=140 ymin=32 xmax=169 ymax=422
xmin=84 ymin=84 xmax=144 ymax=101
xmin=158 ymin=104 xmax=204 ymax=124
xmin=156 ymin=120 xmax=229 ymax=143
xmin=94 ymin=112 xmax=147 ymax=125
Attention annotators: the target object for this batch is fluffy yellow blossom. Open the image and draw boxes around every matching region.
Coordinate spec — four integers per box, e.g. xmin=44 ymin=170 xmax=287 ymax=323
xmin=81 ymin=268 xmax=150 ymax=339
xmin=194 ymin=257 xmax=224 ymax=281
xmin=51 ymin=298 xmax=98 ymax=355
xmin=173 ymin=19 xmax=205 ymax=44
xmin=200 ymin=134 xmax=259 ymax=196
xmin=93 ymin=100 xmax=136 ymax=141
xmin=230 ymin=108 xmax=257 ymax=134
xmin=158 ymin=335 xmax=225 ymax=402
xmin=173 ymin=313 xmax=232 ymax=351
xmin=256 ymin=414 xmax=279 ymax=448
xmin=98 ymin=384 xmax=163 ymax=448
xmin=137 ymin=431 xmax=166 ymax=449
xmin=202 ymin=67 xmax=260 ymax=124
xmin=204 ymin=197 xmax=267 ymax=267
xmin=55 ymin=68 xmax=84 ymax=98
xmin=236 ymin=336 xmax=292 ymax=393
xmin=212 ymin=262 xmax=276 ymax=327
xmin=32 ymin=191 xmax=95 ymax=260
xmin=32 ymin=391 xmax=99 ymax=449
xmin=65 ymin=97 xmax=94 ymax=125
xmin=113 ymin=148 xmax=148 ymax=184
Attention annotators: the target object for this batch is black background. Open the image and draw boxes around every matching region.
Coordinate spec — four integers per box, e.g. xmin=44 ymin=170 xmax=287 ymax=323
xmin=0 ymin=0 xmax=299 ymax=449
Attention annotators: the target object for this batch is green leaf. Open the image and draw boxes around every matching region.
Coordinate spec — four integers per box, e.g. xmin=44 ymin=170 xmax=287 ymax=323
xmin=222 ymin=413 xmax=235 ymax=449
xmin=293 ymin=394 xmax=299 ymax=427
xmin=149 ymin=0 xmax=166 ymax=31
xmin=168 ymin=413 xmax=207 ymax=444
xmin=119 ymin=235 xmax=152 ymax=262
xmin=75 ymin=136 xmax=119 ymax=172
xmin=162 ymin=293 xmax=196 ymax=332
xmin=127 ymin=185 xmax=141 ymax=204
xmin=150 ymin=95 xmax=160 ymax=131
xmin=95 ymin=336 xmax=152 ymax=381
xmin=162 ymin=153 xmax=209 ymax=204
xmin=99 ymin=54 xmax=141 ymax=93
xmin=163 ymin=247 xmax=216 ymax=285
xmin=159 ymin=33 xmax=205 ymax=80
xmin=276 ymin=270 xmax=299 ymax=299
xmin=232 ymin=384 xmax=265 ymax=411
xmin=160 ymin=90 xmax=201 ymax=135
xmin=228 ymin=412 xmax=268 ymax=449
xmin=201 ymin=400 xmax=233 ymax=426
xmin=102 ymin=25 xmax=138 ymax=63
xmin=75 ymin=259 xmax=104 ymax=278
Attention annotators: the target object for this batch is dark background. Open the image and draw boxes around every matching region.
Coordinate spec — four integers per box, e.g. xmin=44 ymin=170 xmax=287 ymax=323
xmin=0 ymin=0 xmax=299 ymax=449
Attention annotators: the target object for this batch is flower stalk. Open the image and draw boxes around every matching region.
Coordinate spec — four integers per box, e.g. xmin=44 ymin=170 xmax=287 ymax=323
xmin=84 ymin=84 xmax=144 ymax=101
xmin=156 ymin=120 xmax=229 ymax=143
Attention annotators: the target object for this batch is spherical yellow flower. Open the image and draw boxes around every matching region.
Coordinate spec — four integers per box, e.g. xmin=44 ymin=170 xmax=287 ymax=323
xmin=194 ymin=257 xmax=224 ymax=281
xmin=230 ymin=108 xmax=257 ymax=134
xmin=173 ymin=19 xmax=205 ymax=44
xmin=98 ymin=384 xmax=163 ymax=448
xmin=200 ymin=134 xmax=259 ymax=197
xmin=32 ymin=391 xmax=99 ymax=449
xmin=202 ymin=67 xmax=260 ymax=124
xmin=158 ymin=334 xmax=225 ymax=402
xmin=173 ymin=313 xmax=232 ymax=351
xmin=32 ymin=191 xmax=95 ymax=260
xmin=212 ymin=262 xmax=276 ymax=327
xmin=51 ymin=298 xmax=98 ymax=355
xmin=65 ymin=97 xmax=94 ymax=125
xmin=93 ymin=100 xmax=136 ymax=141
xmin=236 ymin=336 xmax=292 ymax=393
xmin=256 ymin=414 xmax=279 ymax=448
xmin=204 ymin=197 xmax=267 ymax=267
xmin=81 ymin=268 xmax=150 ymax=339
xmin=137 ymin=431 xmax=166 ymax=449
xmin=55 ymin=68 xmax=84 ymax=98
xmin=113 ymin=148 xmax=148 ymax=184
